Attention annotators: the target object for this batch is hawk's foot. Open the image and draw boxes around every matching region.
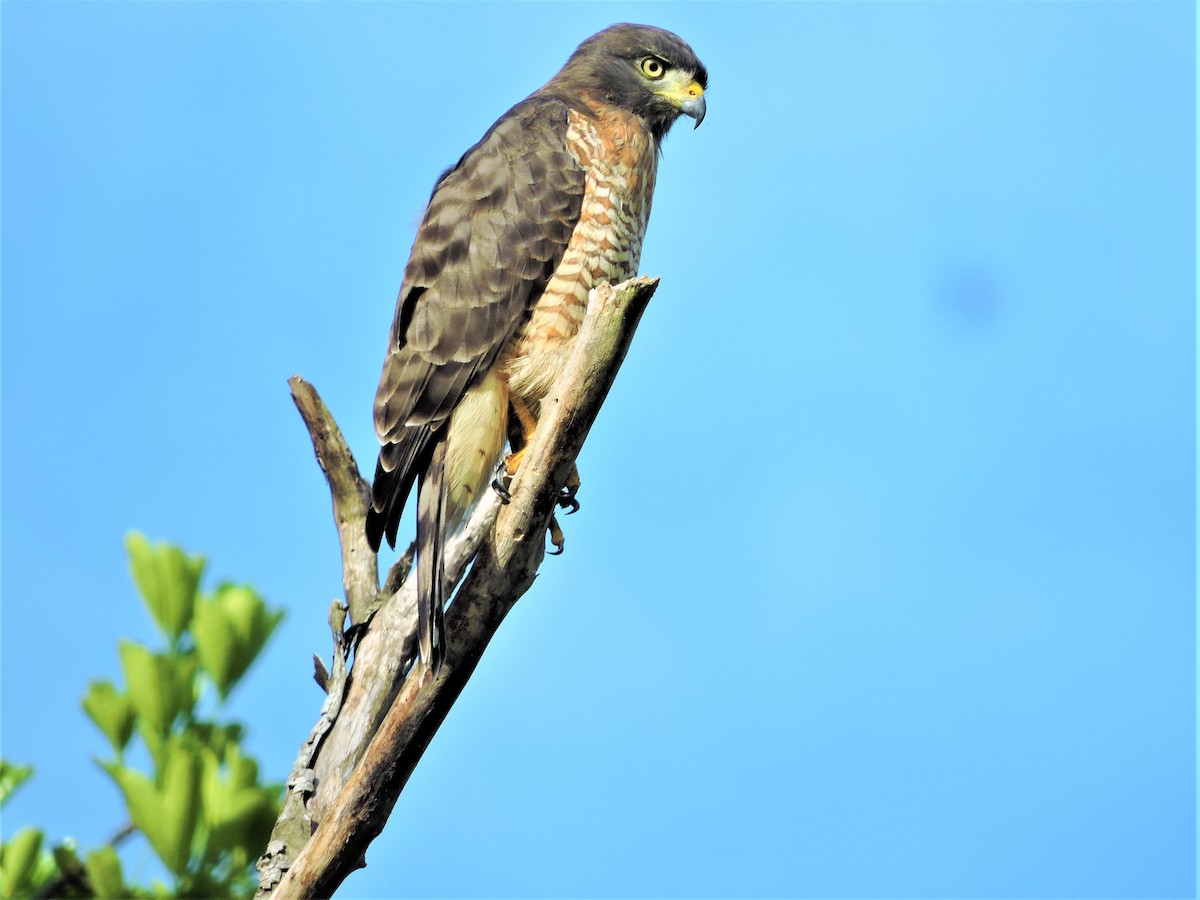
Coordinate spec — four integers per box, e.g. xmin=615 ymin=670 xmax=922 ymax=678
xmin=548 ymin=465 xmax=581 ymax=551
xmin=503 ymin=445 xmax=526 ymax=477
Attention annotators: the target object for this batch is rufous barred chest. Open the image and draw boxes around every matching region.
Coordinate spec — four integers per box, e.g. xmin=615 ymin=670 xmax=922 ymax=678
xmin=502 ymin=104 xmax=658 ymax=403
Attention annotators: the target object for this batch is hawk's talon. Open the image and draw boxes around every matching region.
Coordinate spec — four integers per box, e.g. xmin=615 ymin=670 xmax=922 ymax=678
xmin=491 ymin=461 xmax=512 ymax=504
xmin=558 ymin=464 xmax=582 ymax=515
xmin=557 ymin=487 xmax=580 ymax=515
xmin=548 ymin=514 xmax=566 ymax=555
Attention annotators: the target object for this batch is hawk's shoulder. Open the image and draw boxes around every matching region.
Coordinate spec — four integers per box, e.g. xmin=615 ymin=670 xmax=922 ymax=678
xmin=430 ymin=94 xmax=584 ymax=196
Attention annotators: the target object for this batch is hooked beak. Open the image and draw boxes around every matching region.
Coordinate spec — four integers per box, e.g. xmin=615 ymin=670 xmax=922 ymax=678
xmin=679 ymin=80 xmax=706 ymax=128
xmin=656 ymin=75 xmax=707 ymax=129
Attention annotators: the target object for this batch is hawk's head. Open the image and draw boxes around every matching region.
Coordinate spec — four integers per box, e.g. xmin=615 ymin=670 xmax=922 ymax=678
xmin=552 ymin=23 xmax=708 ymax=142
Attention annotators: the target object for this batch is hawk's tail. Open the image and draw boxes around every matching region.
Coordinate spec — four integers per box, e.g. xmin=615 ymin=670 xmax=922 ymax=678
xmin=415 ymin=431 xmax=449 ymax=674
xmin=366 ymin=423 xmax=449 ymax=674
xmin=366 ymin=425 xmax=434 ymax=553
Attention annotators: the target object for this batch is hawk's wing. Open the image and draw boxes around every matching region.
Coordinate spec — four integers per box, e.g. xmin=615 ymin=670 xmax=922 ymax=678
xmin=367 ymin=96 xmax=586 ymax=551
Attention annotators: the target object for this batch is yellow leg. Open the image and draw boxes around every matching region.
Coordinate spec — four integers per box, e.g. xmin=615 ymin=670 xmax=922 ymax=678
xmin=504 ymin=396 xmax=539 ymax=476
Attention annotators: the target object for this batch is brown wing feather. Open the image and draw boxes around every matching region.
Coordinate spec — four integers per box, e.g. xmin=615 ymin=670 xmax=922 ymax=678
xmin=366 ymin=96 xmax=586 ymax=551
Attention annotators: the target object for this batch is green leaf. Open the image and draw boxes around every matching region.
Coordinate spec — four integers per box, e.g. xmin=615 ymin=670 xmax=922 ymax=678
xmin=171 ymin=652 xmax=200 ymax=723
xmin=189 ymin=722 xmax=244 ymax=759
xmin=157 ymin=742 xmax=203 ymax=877
xmin=102 ymin=739 xmax=202 ymax=877
xmin=84 ymin=846 xmax=127 ymax=899
xmin=125 ymin=532 xmax=205 ymax=642
xmin=192 ymin=584 xmax=283 ymax=699
xmin=199 ymin=743 xmax=277 ymax=865
xmin=82 ymin=681 xmax=136 ymax=754
xmin=28 ymin=851 xmax=59 ymax=898
xmin=176 ymin=869 xmax=231 ymax=899
xmin=100 ymin=763 xmax=161 ymax=859
xmin=119 ymin=641 xmax=177 ymax=737
xmin=138 ymin=719 xmax=166 ymax=775
xmin=50 ymin=840 xmax=83 ymax=880
xmin=0 ymin=827 xmax=43 ymax=899
xmin=0 ymin=761 xmax=34 ymax=809
xmin=119 ymin=642 xmax=196 ymax=738
xmin=224 ymin=746 xmax=260 ymax=792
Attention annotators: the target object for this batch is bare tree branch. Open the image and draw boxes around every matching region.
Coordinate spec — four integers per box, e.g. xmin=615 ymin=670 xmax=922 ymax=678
xmin=259 ymin=277 xmax=658 ymax=899
xmin=287 ymin=377 xmax=378 ymax=625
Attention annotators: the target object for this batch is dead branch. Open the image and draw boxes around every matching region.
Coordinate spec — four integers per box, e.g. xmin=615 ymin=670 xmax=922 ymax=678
xmin=287 ymin=377 xmax=378 ymax=626
xmin=258 ymin=277 xmax=658 ymax=899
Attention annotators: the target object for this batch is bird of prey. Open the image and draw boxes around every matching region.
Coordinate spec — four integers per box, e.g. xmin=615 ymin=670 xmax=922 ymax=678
xmin=366 ymin=23 xmax=707 ymax=674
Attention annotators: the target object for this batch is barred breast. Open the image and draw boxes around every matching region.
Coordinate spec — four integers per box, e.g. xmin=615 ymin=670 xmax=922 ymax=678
xmin=503 ymin=106 xmax=658 ymax=404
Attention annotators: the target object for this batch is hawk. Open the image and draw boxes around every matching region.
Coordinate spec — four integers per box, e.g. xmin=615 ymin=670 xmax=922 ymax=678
xmin=366 ymin=23 xmax=707 ymax=673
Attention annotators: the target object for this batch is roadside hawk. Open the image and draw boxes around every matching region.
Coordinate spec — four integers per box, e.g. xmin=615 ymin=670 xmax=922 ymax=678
xmin=366 ymin=23 xmax=708 ymax=673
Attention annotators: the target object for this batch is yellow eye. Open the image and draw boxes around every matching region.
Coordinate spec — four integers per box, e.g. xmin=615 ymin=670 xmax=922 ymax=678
xmin=639 ymin=57 xmax=666 ymax=79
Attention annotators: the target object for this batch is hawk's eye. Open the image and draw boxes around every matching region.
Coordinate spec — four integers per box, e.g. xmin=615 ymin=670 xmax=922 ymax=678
xmin=639 ymin=57 xmax=667 ymax=79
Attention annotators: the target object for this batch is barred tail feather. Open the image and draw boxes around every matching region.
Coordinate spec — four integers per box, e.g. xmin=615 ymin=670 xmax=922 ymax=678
xmin=415 ymin=431 xmax=449 ymax=674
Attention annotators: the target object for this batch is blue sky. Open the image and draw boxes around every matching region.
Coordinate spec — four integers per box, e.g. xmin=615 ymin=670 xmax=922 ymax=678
xmin=2 ymin=2 xmax=1195 ymax=897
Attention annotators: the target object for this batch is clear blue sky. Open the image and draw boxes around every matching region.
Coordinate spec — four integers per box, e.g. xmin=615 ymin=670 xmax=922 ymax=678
xmin=3 ymin=2 xmax=1195 ymax=897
